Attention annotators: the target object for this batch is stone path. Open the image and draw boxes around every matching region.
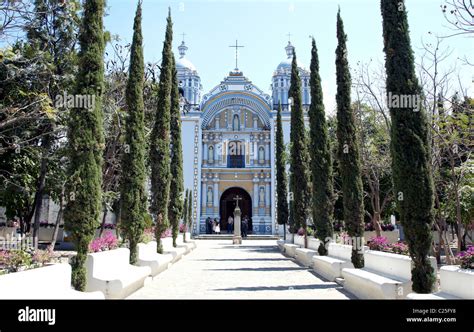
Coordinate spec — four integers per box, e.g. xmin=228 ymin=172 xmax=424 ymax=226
xmin=128 ymin=240 xmax=354 ymax=299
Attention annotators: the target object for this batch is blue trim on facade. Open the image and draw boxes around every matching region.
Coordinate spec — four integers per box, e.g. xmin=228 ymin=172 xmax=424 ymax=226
xmin=201 ymin=92 xmax=272 ymax=128
xmin=253 ymin=224 xmax=272 ymax=235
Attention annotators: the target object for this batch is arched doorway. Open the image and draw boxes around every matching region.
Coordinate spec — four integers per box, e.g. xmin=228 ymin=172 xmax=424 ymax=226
xmin=220 ymin=187 xmax=252 ymax=234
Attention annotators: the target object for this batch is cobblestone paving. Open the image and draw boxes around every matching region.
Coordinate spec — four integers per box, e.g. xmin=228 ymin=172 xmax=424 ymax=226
xmin=127 ymin=240 xmax=354 ymax=299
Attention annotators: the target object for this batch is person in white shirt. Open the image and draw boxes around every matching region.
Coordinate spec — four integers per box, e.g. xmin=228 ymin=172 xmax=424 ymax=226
xmin=215 ymin=219 xmax=221 ymax=234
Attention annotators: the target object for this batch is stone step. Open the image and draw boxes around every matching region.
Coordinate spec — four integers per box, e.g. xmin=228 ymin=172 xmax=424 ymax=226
xmin=193 ymin=235 xmax=280 ymax=240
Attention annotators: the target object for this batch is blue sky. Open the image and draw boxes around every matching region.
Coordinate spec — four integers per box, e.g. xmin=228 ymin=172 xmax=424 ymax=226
xmin=106 ymin=0 xmax=471 ymax=112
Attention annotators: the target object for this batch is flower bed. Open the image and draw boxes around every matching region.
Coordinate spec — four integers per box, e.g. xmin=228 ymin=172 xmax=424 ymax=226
xmin=364 ymin=231 xmax=399 ymax=243
xmin=89 ymin=231 xmax=118 ymax=253
xmin=161 ymin=228 xmax=172 ymax=238
xmin=457 ymin=245 xmax=473 ymax=269
xmin=0 ymin=246 xmax=58 ymax=275
xmin=367 ymin=236 xmax=409 ymax=255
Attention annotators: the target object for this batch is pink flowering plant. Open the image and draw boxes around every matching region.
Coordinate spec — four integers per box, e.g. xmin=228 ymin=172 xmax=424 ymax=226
xmin=89 ymin=231 xmax=119 ymax=253
xmin=32 ymin=246 xmax=57 ymax=266
xmin=179 ymin=223 xmax=187 ymax=233
xmin=0 ymin=250 xmax=32 ymax=272
xmin=0 ymin=245 xmax=58 ymax=275
xmin=0 ymin=250 xmax=10 ymax=268
xmin=368 ymin=236 xmax=411 ymax=256
xmin=368 ymin=236 xmax=389 ymax=251
xmin=160 ymin=228 xmax=172 ymax=238
xmin=457 ymin=245 xmax=474 ymax=269
xmin=388 ymin=242 xmax=409 ymax=255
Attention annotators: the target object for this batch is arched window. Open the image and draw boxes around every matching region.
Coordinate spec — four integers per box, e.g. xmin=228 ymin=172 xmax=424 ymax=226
xmin=208 ymin=146 xmax=214 ymax=163
xmin=233 ymin=114 xmax=240 ymax=131
xmin=228 ymin=140 xmax=244 ymax=168
xmin=258 ymin=146 xmax=265 ymax=164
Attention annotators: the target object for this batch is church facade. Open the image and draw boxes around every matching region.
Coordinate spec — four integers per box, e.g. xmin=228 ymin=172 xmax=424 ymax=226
xmin=178 ymin=40 xmax=310 ymax=235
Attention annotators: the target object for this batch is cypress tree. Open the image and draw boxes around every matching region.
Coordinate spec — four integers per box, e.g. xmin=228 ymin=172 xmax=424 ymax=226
xmin=182 ymin=188 xmax=188 ymax=242
xmin=120 ymin=1 xmax=146 ymax=265
xmin=276 ymin=102 xmax=289 ymax=239
xmin=381 ymin=0 xmax=435 ymax=292
xmin=150 ymin=9 xmax=173 ymax=254
xmin=168 ymin=55 xmax=184 ymax=248
xmin=309 ymin=38 xmax=334 ymax=256
xmin=335 ymin=9 xmax=365 ymax=268
xmin=289 ymin=50 xmax=311 ymax=246
xmin=168 ymin=57 xmax=184 ymax=247
xmin=187 ymin=188 xmax=192 ymax=233
xmin=64 ymin=0 xmax=106 ymax=290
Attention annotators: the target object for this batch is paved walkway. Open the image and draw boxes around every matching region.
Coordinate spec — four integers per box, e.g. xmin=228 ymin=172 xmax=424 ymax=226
xmin=128 ymin=240 xmax=354 ymax=299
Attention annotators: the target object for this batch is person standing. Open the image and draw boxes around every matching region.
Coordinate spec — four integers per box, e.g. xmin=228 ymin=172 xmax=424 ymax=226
xmin=227 ymin=215 xmax=234 ymax=234
xmin=213 ymin=218 xmax=221 ymax=233
xmin=242 ymin=217 xmax=248 ymax=238
xmin=206 ymin=217 xmax=212 ymax=234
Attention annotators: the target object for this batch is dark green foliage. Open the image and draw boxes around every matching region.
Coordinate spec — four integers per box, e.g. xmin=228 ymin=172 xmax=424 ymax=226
xmin=120 ymin=1 xmax=147 ymax=265
xmin=308 ymin=38 xmax=334 ymax=256
xmin=289 ymin=51 xmax=312 ymax=238
xmin=150 ymin=9 xmax=173 ymax=254
xmin=168 ymin=55 xmax=184 ymax=248
xmin=182 ymin=188 xmax=188 ymax=242
xmin=183 ymin=189 xmax=188 ymax=225
xmin=64 ymin=0 xmax=106 ymax=290
xmin=335 ymin=9 xmax=365 ymax=268
xmin=182 ymin=188 xmax=193 ymax=241
xmin=381 ymin=0 xmax=435 ymax=292
xmin=276 ymin=103 xmax=289 ymax=231
xmin=187 ymin=189 xmax=192 ymax=229
xmin=0 ymin=0 xmax=79 ymax=244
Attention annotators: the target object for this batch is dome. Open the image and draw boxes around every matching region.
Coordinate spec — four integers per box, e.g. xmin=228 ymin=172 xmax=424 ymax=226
xmin=276 ymin=58 xmax=292 ymax=70
xmin=176 ymin=40 xmax=197 ymax=72
xmin=274 ymin=41 xmax=309 ymax=74
xmin=176 ymin=57 xmax=196 ymax=72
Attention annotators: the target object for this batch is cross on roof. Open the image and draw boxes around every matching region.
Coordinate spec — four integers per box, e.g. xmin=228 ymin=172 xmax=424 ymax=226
xmin=287 ymin=32 xmax=292 ymax=42
xmin=229 ymin=40 xmax=244 ymax=71
xmin=181 ymin=33 xmax=186 ymax=43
